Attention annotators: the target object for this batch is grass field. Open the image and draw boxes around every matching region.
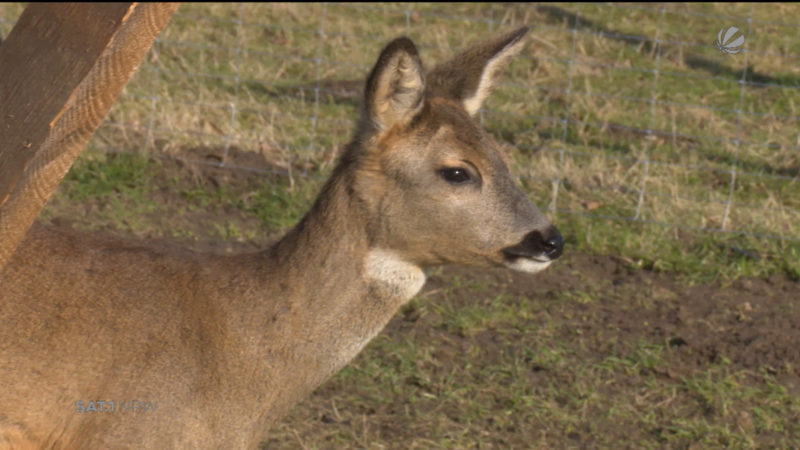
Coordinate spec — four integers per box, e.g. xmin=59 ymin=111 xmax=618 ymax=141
xmin=3 ymin=2 xmax=800 ymax=448
xmin=5 ymin=2 xmax=799 ymax=281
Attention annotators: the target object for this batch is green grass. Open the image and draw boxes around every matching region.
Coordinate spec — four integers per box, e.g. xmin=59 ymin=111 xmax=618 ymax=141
xmin=42 ymin=147 xmax=322 ymax=244
xmin=64 ymin=151 xmax=155 ymax=202
xmin=559 ymin=212 xmax=800 ymax=283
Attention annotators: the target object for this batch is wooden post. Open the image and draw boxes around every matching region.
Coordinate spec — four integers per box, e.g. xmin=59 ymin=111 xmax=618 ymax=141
xmin=0 ymin=3 xmax=179 ymax=272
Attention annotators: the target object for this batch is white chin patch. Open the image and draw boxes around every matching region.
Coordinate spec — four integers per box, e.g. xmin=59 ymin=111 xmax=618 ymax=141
xmin=503 ymin=258 xmax=552 ymax=274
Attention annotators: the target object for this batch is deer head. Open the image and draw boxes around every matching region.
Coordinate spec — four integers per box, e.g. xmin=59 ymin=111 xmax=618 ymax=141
xmin=347 ymin=27 xmax=563 ymax=275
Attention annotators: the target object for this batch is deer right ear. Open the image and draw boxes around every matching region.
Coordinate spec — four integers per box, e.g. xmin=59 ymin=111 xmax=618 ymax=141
xmin=363 ymin=37 xmax=426 ymax=132
xmin=426 ymin=27 xmax=529 ymax=117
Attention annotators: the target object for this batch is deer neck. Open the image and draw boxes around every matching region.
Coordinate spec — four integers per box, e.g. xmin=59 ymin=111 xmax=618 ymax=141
xmin=229 ymin=167 xmax=425 ymax=419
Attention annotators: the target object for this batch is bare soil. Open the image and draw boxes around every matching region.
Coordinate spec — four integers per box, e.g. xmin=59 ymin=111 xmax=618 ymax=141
xmin=265 ymin=254 xmax=800 ymax=448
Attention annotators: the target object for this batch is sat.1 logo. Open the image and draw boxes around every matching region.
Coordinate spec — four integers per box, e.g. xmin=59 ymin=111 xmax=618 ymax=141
xmin=715 ymin=26 xmax=745 ymax=55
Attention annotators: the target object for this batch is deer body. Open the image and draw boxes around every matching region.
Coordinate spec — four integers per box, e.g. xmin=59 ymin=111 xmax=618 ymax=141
xmin=0 ymin=28 xmax=563 ymax=448
xmin=1 ymin=179 xmax=411 ymax=447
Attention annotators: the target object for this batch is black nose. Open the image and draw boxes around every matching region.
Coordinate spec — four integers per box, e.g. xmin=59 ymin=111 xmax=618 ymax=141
xmin=502 ymin=226 xmax=564 ymax=261
xmin=541 ymin=228 xmax=564 ymax=260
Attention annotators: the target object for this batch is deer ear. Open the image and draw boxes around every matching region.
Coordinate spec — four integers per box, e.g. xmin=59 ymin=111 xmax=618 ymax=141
xmin=364 ymin=37 xmax=426 ymax=131
xmin=427 ymin=27 xmax=529 ymax=116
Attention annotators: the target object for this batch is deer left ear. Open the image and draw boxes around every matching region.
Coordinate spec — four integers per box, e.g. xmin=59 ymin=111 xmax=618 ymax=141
xmin=426 ymin=27 xmax=529 ymax=116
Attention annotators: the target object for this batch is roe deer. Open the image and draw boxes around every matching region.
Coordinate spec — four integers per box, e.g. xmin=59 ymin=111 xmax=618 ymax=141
xmin=0 ymin=27 xmax=563 ymax=448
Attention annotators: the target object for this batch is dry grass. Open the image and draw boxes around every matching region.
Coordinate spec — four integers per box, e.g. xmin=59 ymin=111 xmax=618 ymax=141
xmin=4 ymin=3 xmax=800 ymax=276
xmin=6 ymin=3 xmax=799 ymax=250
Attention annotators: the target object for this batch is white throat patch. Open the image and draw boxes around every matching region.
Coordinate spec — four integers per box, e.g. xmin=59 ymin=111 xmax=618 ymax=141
xmin=365 ymin=249 xmax=426 ymax=300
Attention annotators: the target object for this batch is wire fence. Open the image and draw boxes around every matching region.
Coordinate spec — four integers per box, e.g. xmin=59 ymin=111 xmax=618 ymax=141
xmin=2 ymin=3 xmax=799 ymax=248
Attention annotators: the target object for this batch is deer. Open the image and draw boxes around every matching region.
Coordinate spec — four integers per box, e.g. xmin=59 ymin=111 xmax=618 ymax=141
xmin=0 ymin=26 xmax=563 ymax=448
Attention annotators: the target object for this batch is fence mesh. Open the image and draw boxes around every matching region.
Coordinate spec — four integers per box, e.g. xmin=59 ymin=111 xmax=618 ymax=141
xmin=2 ymin=3 xmax=799 ymax=251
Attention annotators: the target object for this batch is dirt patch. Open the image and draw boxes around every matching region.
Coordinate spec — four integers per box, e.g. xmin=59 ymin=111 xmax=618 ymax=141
xmin=267 ymin=252 xmax=800 ymax=448
xmin=438 ymin=253 xmax=800 ymax=378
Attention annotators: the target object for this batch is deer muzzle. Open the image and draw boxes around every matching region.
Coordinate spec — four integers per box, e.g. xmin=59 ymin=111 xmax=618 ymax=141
xmin=500 ymin=226 xmax=564 ymax=273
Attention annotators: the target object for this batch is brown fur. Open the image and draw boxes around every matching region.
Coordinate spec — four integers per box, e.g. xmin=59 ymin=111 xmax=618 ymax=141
xmin=0 ymin=27 xmax=561 ymax=448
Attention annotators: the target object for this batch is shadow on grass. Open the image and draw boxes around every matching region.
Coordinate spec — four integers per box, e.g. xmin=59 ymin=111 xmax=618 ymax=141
xmin=533 ymin=4 xmax=800 ymax=178
xmin=536 ymin=4 xmax=800 ymax=88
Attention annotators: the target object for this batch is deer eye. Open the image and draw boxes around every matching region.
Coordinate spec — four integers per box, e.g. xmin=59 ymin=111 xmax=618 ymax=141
xmin=438 ymin=167 xmax=472 ymax=184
